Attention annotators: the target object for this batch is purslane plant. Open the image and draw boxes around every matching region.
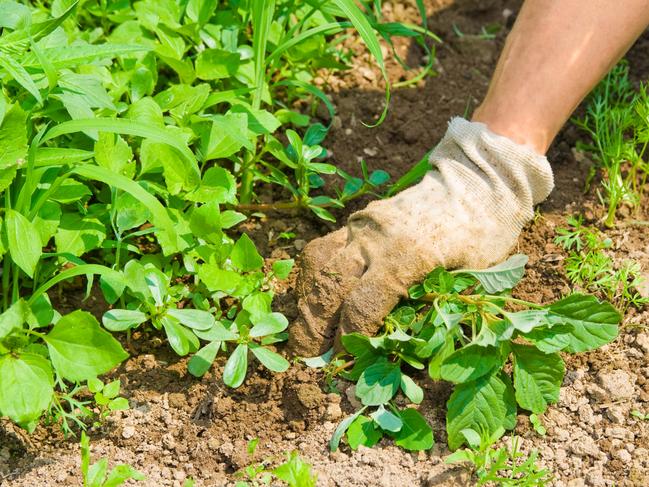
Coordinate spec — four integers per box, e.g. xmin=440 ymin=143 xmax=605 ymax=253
xmin=321 ymin=255 xmax=620 ymax=452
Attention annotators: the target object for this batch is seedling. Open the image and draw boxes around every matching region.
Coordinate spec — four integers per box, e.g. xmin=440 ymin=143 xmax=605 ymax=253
xmin=446 ymin=434 xmax=553 ymax=486
xmin=320 ymin=254 xmax=620 ymax=452
xmin=235 ymin=439 xmax=317 ymax=487
xmin=555 ymin=216 xmax=648 ymax=310
xmin=80 ymin=432 xmax=145 ymax=487
xmin=574 ymin=62 xmax=649 ymax=226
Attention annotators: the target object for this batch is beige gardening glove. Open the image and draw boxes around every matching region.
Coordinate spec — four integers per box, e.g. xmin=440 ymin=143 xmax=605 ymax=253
xmin=288 ymin=117 xmax=554 ymax=357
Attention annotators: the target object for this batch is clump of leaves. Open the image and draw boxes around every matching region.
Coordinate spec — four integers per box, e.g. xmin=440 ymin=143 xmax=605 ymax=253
xmin=321 ymin=254 xmax=620 ymax=452
xmin=446 ymin=434 xmax=553 ymax=486
xmin=555 ymin=215 xmax=648 ymax=310
xmin=80 ymin=432 xmax=145 ymax=487
xmin=235 ymin=439 xmax=317 ymax=487
xmin=0 ymin=302 xmax=128 ymax=432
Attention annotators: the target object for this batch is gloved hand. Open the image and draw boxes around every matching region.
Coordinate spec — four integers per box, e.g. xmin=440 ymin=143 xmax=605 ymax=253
xmin=288 ymin=118 xmax=554 ymax=357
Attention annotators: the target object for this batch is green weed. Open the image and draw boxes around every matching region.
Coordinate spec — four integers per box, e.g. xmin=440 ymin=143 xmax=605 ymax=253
xmin=235 ymin=439 xmax=317 ymax=487
xmin=555 ymin=216 xmax=648 ymax=311
xmin=314 ymin=254 xmax=620 ymax=453
xmin=0 ymin=0 xmax=433 ymax=432
xmin=80 ymin=431 xmax=145 ymax=487
xmin=446 ymin=435 xmax=553 ymax=486
xmin=574 ymin=62 xmax=649 ymax=227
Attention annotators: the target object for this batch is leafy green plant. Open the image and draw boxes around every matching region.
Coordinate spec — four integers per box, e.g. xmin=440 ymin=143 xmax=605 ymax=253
xmin=574 ymin=62 xmax=649 ymax=226
xmin=555 ymin=215 xmax=648 ymax=310
xmin=0 ymin=0 xmax=434 ymax=432
xmin=446 ymin=434 xmax=552 ymax=486
xmin=80 ymin=431 xmax=145 ymax=487
xmin=321 ymin=254 xmax=621 ymax=452
xmin=235 ymin=439 xmax=317 ymax=487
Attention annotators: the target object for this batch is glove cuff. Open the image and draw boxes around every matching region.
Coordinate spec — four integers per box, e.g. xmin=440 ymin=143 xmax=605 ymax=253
xmin=429 ymin=117 xmax=554 ymax=231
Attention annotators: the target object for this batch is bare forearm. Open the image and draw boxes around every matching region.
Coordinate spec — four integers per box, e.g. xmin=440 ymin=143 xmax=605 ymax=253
xmin=473 ymin=0 xmax=649 ymax=154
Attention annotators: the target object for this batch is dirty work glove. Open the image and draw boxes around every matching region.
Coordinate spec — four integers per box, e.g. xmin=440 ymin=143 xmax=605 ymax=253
xmin=288 ymin=117 xmax=554 ymax=357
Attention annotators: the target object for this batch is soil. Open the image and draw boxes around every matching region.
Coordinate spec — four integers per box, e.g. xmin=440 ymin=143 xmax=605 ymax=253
xmin=3 ymin=1 xmax=649 ymax=486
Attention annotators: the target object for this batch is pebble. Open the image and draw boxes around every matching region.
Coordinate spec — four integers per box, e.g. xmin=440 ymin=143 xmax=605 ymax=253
xmin=293 ymin=239 xmax=306 ymax=251
xmin=570 ymin=435 xmax=601 ymax=458
xmin=598 ymin=370 xmax=636 ymax=401
xmin=636 ymin=333 xmax=649 ymax=353
xmin=122 ymin=425 xmax=136 ymax=439
xmin=616 ymin=449 xmax=632 ymax=463
xmin=605 ymin=405 xmax=627 ymax=424
xmin=605 ymin=427 xmax=634 ymax=441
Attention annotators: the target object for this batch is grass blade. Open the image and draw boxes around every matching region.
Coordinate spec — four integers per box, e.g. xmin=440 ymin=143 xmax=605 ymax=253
xmin=331 ymin=0 xmax=390 ymax=126
xmin=0 ymin=52 xmax=42 ymax=103
xmin=251 ymin=0 xmax=276 ymax=110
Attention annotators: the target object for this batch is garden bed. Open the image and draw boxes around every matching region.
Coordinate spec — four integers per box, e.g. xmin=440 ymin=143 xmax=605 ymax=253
xmin=2 ymin=0 xmax=649 ymax=486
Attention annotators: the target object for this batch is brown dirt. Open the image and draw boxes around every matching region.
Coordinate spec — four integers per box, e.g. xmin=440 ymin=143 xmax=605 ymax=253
xmin=3 ymin=1 xmax=649 ymax=486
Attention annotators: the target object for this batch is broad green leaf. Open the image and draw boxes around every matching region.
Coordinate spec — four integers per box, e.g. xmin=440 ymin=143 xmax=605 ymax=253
xmin=400 ymin=374 xmax=424 ymax=404
xmin=0 ymin=103 xmax=27 ymax=170
xmin=141 ymin=140 xmax=199 ymax=195
xmin=5 ymin=209 xmax=41 ymax=278
xmin=189 ymin=201 xmax=221 ymax=244
xmin=456 ymin=254 xmax=528 ymax=293
xmin=161 ymin=317 xmax=199 ymax=356
xmin=446 ymin=372 xmax=517 ymax=450
xmin=102 ymin=309 xmax=148 ymax=332
xmin=347 ymin=415 xmax=383 ymax=449
xmin=370 ymin=405 xmax=403 ymax=432
xmin=220 ymin=210 xmax=246 ymax=229
xmin=54 ymin=213 xmax=106 ymax=257
xmin=0 ymin=52 xmax=42 ymax=103
xmin=369 ymin=170 xmax=390 ymax=186
xmin=0 ymin=353 xmax=53 ymax=428
xmin=242 ymin=292 xmax=272 ymax=318
xmin=196 ymin=49 xmax=240 ymax=80
xmin=0 ymin=299 xmax=27 ymax=339
xmin=427 ymin=334 xmax=455 ymax=380
xmin=548 ymin=294 xmax=620 ymax=352
xmin=230 ymin=233 xmax=264 ymax=272
xmin=272 ymin=259 xmax=294 ymax=279
xmin=33 ymin=201 xmax=61 ymax=246
xmin=94 ymin=133 xmax=134 ymax=176
xmin=166 ymin=309 xmax=215 ymax=331
xmin=440 ymin=345 xmax=501 ymax=384
xmin=250 ymin=312 xmax=288 ymax=337
xmin=223 ymin=344 xmax=248 ymax=388
xmin=330 ymin=407 xmax=366 ymax=452
xmin=512 ymin=344 xmax=565 ymax=414
xmin=393 ymin=408 xmax=434 ymax=451
xmin=505 ymin=310 xmax=549 ymax=334
xmin=250 ymin=344 xmax=289 ymax=372
xmin=201 ymin=113 xmax=252 ymax=161
xmin=50 ymin=180 xmax=92 ymax=204
xmin=198 ymin=265 xmax=242 ymax=293
xmin=524 ymin=325 xmax=573 ymax=353
xmin=188 ymin=341 xmax=221 ymax=378
xmin=44 ymin=311 xmax=128 ymax=382
xmin=115 ymin=192 xmax=151 ymax=234
xmin=103 ymin=464 xmax=146 ymax=486
xmin=356 ymin=361 xmax=401 ymax=406
xmin=187 ymin=166 xmax=237 ymax=204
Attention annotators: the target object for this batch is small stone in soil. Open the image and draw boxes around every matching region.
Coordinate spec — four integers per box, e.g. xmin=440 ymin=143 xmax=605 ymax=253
xmin=597 ymin=369 xmax=636 ymax=401
xmin=121 ymin=425 xmax=136 ymax=439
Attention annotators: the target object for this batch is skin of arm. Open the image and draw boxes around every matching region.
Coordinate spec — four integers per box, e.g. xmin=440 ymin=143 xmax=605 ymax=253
xmin=473 ymin=0 xmax=649 ymax=154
